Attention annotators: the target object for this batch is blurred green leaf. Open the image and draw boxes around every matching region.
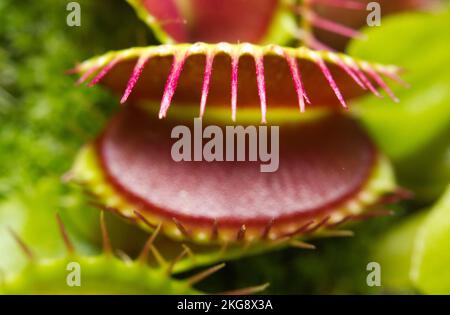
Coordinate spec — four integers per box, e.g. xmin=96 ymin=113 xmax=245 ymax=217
xmin=0 ymin=178 xmax=97 ymax=274
xmin=372 ymin=183 xmax=450 ymax=294
xmin=411 ymin=183 xmax=450 ymax=294
xmin=372 ymin=211 xmax=426 ymax=292
xmin=349 ymin=9 xmax=450 ymax=201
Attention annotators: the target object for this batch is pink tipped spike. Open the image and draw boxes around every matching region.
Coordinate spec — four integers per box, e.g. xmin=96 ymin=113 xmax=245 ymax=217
xmin=316 ymin=56 xmax=347 ymax=109
xmin=88 ymin=57 xmax=121 ymax=87
xmin=380 ymin=69 xmax=410 ymax=88
xmin=308 ymin=12 xmax=366 ymax=39
xmin=120 ymin=55 xmax=150 ymax=104
xmin=231 ymin=53 xmax=239 ymax=122
xmin=76 ymin=66 xmax=99 ymax=85
xmin=254 ymin=54 xmax=267 ymax=124
xmin=363 ymin=65 xmax=400 ymax=102
xmin=353 ymin=65 xmax=382 ymax=97
xmin=335 ymin=57 xmax=366 ymax=90
xmin=159 ymin=52 xmax=188 ymax=119
xmin=199 ymin=52 xmax=215 ymax=118
xmin=284 ymin=53 xmax=308 ymax=112
xmin=312 ymin=0 xmax=365 ymax=10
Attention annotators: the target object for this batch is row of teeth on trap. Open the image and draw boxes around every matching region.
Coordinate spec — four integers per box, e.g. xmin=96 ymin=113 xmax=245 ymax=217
xmin=94 ymin=194 xmax=393 ymax=246
xmin=8 ymin=213 xmax=269 ymax=294
xmin=75 ymin=43 xmax=407 ymax=123
xmin=82 ymin=169 xmax=398 ymax=245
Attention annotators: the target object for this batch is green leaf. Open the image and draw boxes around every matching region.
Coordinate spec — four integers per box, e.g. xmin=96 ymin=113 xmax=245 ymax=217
xmin=372 ymin=183 xmax=450 ymax=294
xmin=411 ymin=183 xmax=450 ymax=294
xmin=349 ymin=9 xmax=450 ymax=200
xmin=0 ymin=178 xmax=97 ymax=275
xmin=372 ymin=212 xmax=426 ymax=292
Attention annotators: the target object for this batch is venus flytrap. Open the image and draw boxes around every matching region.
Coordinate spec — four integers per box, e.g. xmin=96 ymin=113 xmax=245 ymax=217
xmin=1 ymin=0 xmax=446 ymax=295
xmin=66 ymin=0 xmax=409 ymax=276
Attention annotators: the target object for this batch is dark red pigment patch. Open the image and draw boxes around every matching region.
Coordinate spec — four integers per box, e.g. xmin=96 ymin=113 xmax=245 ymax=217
xmin=140 ymin=0 xmax=278 ymax=43
xmin=96 ymin=105 xmax=376 ymax=228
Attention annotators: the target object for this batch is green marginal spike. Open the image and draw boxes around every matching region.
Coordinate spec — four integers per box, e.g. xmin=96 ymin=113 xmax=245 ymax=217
xmin=1 ymin=216 xmax=266 ymax=295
